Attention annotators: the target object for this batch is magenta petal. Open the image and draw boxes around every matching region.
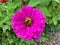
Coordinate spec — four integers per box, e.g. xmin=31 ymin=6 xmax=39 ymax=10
xmin=26 ymin=27 xmax=33 ymax=36
xmin=31 ymin=8 xmax=46 ymax=20
xmin=16 ymin=26 xmax=26 ymax=38
xmin=12 ymin=14 xmax=24 ymax=22
xmin=16 ymin=31 xmax=25 ymax=38
xmin=24 ymin=36 xmax=32 ymax=40
xmin=16 ymin=9 xmax=26 ymax=18
xmin=34 ymin=19 xmax=46 ymax=24
xmin=31 ymin=24 xmax=43 ymax=32
xmin=24 ymin=27 xmax=33 ymax=40
xmin=31 ymin=26 xmax=37 ymax=32
xmin=12 ymin=14 xmax=20 ymax=20
xmin=12 ymin=24 xmax=25 ymax=31
xmin=16 ymin=32 xmax=23 ymax=38
xmin=12 ymin=6 xmax=46 ymax=40
xmin=22 ymin=6 xmax=33 ymax=17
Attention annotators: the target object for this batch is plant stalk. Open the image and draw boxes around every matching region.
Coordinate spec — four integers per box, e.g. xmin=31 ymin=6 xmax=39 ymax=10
xmin=22 ymin=0 xmax=27 ymax=6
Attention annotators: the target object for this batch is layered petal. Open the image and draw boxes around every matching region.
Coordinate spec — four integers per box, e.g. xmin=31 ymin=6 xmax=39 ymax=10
xmin=12 ymin=6 xmax=46 ymax=40
xmin=22 ymin=6 xmax=33 ymax=17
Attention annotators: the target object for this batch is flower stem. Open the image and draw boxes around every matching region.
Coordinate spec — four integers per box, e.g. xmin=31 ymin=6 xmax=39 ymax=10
xmin=22 ymin=0 xmax=27 ymax=6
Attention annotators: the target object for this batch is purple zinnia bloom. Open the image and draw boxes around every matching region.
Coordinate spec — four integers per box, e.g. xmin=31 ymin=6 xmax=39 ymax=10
xmin=12 ymin=6 xmax=46 ymax=40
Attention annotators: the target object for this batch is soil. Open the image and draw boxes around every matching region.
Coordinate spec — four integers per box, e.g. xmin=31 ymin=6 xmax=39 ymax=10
xmin=39 ymin=32 xmax=60 ymax=45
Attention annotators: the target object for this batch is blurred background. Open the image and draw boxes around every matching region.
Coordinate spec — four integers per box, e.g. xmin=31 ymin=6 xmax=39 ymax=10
xmin=0 ymin=0 xmax=60 ymax=45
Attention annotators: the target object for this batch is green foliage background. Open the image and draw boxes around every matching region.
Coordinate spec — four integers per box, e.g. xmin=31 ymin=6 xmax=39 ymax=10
xmin=0 ymin=0 xmax=60 ymax=45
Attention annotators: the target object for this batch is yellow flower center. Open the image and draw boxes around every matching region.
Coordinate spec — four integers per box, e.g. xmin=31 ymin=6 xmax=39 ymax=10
xmin=25 ymin=17 xmax=32 ymax=26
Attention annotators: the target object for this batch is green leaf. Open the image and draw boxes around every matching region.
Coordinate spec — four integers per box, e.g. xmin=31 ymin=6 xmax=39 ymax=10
xmin=39 ymin=7 xmax=51 ymax=17
xmin=41 ymin=36 xmax=46 ymax=42
xmin=28 ymin=0 xmax=40 ymax=7
xmin=7 ymin=38 xmax=13 ymax=44
xmin=39 ymin=0 xmax=50 ymax=6
xmin=20 ymin=38 xmax=25 ymax=44
xmin=52 ymin=17 xmax=57 ymax=25
xmin=3 ymin=25 xmax=9 ymax=32
xmin=57 ymin=24 xmax=60 ymax=29
xmin=26 ymin=41 xmax=31 ymax=45
xmin=54 ymin=0 xmax=60 ymax=4
xmin=28 ymin=0 xmax=50 ymax=7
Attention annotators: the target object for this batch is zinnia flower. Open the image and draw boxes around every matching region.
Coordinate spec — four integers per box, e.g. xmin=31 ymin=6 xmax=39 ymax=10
xmin=12 ymin=6 xmax=46 ymax=40
xmin=0 ymin=0 xmax=8 ymax=3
